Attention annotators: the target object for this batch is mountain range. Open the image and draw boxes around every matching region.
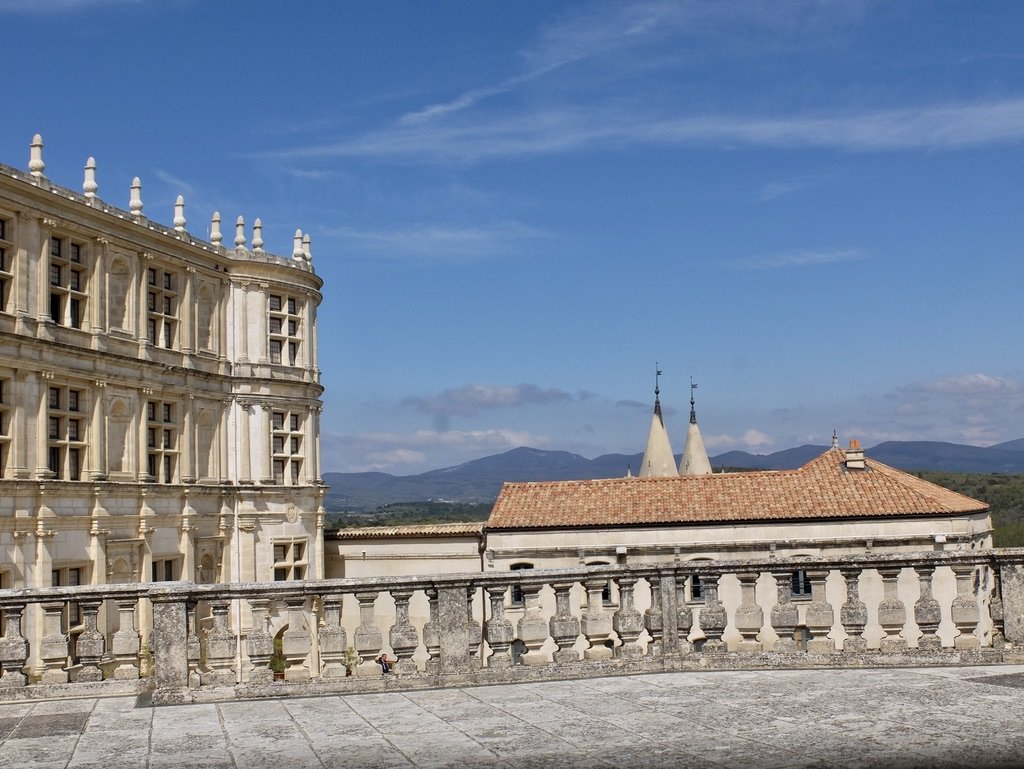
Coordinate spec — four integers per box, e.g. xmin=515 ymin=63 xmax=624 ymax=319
xmin=323 ymin=438 xmax=1024 ymax=511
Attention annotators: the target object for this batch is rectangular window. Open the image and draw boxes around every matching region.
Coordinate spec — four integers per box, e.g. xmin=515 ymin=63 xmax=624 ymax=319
xmin=49 ymin=387 xmax=60 ymax=408
xmin=147 ymin=318 xmax=157 ymax=344
xmin=269 ymin=339 xmax=282 ymax=364
xmin=69 ymin=243 xmax=81 ymax=263
xmin=68 ymin=391 xmax=79 ymax=412
xmin=272 ymin=540 xmax=308 ymax=581
xmin=148 ymin=267 xmax=157 ymax=285
xmin=791 ymin=570 xmax=812 ymax=598
xmin=162 ymin=403 xmax=172 ymax=423
xmin=48 ymin=446 xmax=61 ymax=475
xmin=290 ymin=436 xmax=300 ymax=453
xmin=148 ymin=292 xmax=157 ymax=312
xmin=289 ymin=414 xmax=299 ymax=431
xmin=50 ymin=238 xmax=62 ymax=258
xmin=49 ymin=416 xmax=60 ymax=439
xmin=272 ymin=435 xmax=284 ymax=453
xmin=273 ymin=458 xmax=285 ymax=484
xmin=50 ymin=293 xmax=62 ymax=322
xmin=269 ymin=295 xmax=281 ymax=311
xmin=272 ymin=412 xmax=284 ymax=431
xmin=69 ymin=298 xmax=81 ymax=329
xmin=151 ymin=558 xmax=178 ymax=582
xmin=69 ymin=270 xmax=81 ymax=291
xmin=148 ymin=427 xmax=156 ymax=449
xmin=290 ymin=460 xmax=300 ymax=485
xmin=67 ymin=419 xmax=80 ymax=441
xmin=68 ymin=448 xmax=80 ymax=481
xmin=287 ymin=298 xmax=296 ymax=314
xmin=269 ymin=317 xmax=282 ymax=334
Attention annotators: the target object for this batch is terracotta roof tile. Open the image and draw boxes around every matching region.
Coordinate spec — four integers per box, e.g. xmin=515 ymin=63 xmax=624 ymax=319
xmin=486 ymin=449 xmax=987 ymax=530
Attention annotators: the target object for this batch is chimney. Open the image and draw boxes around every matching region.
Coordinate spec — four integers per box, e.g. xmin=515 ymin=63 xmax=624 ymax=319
xmin=845 ymin=439 xmax=865 ymax=470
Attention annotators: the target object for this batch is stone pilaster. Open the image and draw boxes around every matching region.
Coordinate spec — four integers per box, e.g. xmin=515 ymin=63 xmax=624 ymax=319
xmin=644 ymin=574 xmax=664 ymax=656
xmin=698 ymin=574 xmax=727 ymax=653
xmin=200 ymin=599 xmax=236 ymax=686
xmin=353 ymin=591 xmax=384 ymax=676
xmin=73 ymin=599 xmax=104 ymax=682
xmin=770 ymin=573 xmax=799 ymax=652
xmin=318 ymin=595 xmax=348 ymax=679
xmin=281 ymin=596 xmax=312 ymax=682
xmin=38 ymin=602 xmax=69 ymax=684
xmin=245 ymin=598 xmax=274 ymax=684
xmin=389 ymin=589 xmax=419 ymax=674
xmin=581 ymin=578 xmax=613 ymax=660
xmin=805 ymin=570 xmax=836 ymax=654
xmin=951 ymin=565 xmax=981 ymax=650
xmin=0 ymin=604 xmax=29 ymax=687
xmin=516 ymin=583 xmax=550 ymax=666
xmin=151 ymin=596 xmax=189 ymax=696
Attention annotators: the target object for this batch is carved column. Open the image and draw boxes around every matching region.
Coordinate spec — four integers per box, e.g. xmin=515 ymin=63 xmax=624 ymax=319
xmin=770 ymin=573 xmax=799 ymax=651
xmin=389 ymin=589 xmax=419 ymax=674
xmin=951 ymin=564 xmax=981 ymax=650
xmin=613 ymin=576 xmax=645 ymax=659
xmin=485 ymin=585 xmax=515 ymax=668
xmin=990 ymin=568 xmax=1005 ymax=650
xmin=734 ymin=572 xmax=763 ymax=653
xmin=282 ymin=596 xmax=312 ymax=682
xmin=422 ymin=588 xmax=441 ymax=673
xmin=237 ymin=401 xmax=252 ymax=484
xmin=675 ymin=574 xmax=693 ymax=654
xmin=876 ymin=567 xmax=907 ymax=652
xmin=550 ymin=581 xmax=581 ymax=663
xmin=0 ymin=604 xmax=29 ymax=687
xmin=245 ymin=598 xmax=274 ymax=684
xmin=644 ymin=575 xmax=664 ymax=656
xmin=318 ymin=594 xmax=348 ymax=679
xmin=698 ymin=574 xmax=727 ymax=653
xmin=89 ymin=381 xmax=108 ymax=480
xmin=74 ymin=599 xmax=105 ymax=682
xmin=805 ymin=570 xmax=835 ymax=654
xmin=353 ymin=592 xmax=384 ymax=676
xmin=181 ymin=395 xmax=195 ymax=483
xmin=39 ymin=602 xmax=69 ymax=683
xmin=581 ymin=578 xmax=614 ymax=660
xmin=839 ymin=568 xmax=867 ymax=652
xmin=516 ymin=583 xmax=550 ymax=666
xmin=201 ymin=599 xmax=236 ymax=686
xmin=913 ymin=566 xmax=942 ymax=651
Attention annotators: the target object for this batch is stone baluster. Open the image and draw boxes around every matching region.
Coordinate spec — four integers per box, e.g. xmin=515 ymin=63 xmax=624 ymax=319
xmin=422 ymin=588 xmax=441 ymax=673
xmin=989 ymin=568 xmax=1005 ymax=650
xmin=805 ymin=570 xmax=836 ymax=654
xmin=39 ymin=602 xmax=69 ymax=683
xmin=770 ymin=573 xmax=799 ymax=652
xmin=353 ymin=592 xmax=384 ymax=676
xmin=734 ymin=572 xmax=763 ymax=653
xmin=951 ymin=564 xmax=981 ymax=650
xmin=675 ymin=574 xmax=693 ymax=654
xmin=186 ymin=602 xmax=202 ymax=687
xmin=839 ymin=568 xmax=868 ymax=653
xmin=644 ymin=575 xmax=664 ymax=656
xmin=581 ymin=578 xmax=614 ymax=660
xmin=485 ymin=585 xmax=515 ymax=668
xmin=517 ymin=582 xmax=550 ymax=666
xmin=201 ymin=599 xmax=237 ymax=686
xmin=913 ymin=566 xmax=942 ymax=651
xmin=389 ymin=589 xmax=419 ymax=674
xmin=0 ymin=604 xmax=29 ymax=687
xmin=318 ymin=595 xmax=348 ymax=679
xmin=612 ymin=576 xmax=645 ymax=660
xmin=550 ymin=581 xmax=581 ymax=663
xmin=281 ymin=596 xmax=312 ymax=681
xmin=112 ymin=598 xmax=142 ymax=679
xmin=877 ymin=567 xmax=908 ymax=652
xmin=245 ymin=598 xmax=274 ymax=684
xmin=698 ymin=574 xmax=727 ymax=653
xmin=74 ymin=599 xmax=105 ymax=682
xmin=466 ymin=588 xmax=483 ymax=662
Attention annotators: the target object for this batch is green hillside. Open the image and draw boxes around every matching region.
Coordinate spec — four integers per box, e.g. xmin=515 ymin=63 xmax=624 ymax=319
xmin=915 ymin=472 xmax=1024 ymax=547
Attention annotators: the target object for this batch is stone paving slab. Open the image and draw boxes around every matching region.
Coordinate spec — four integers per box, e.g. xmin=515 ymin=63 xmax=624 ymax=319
xmin=1 ymin=665 xmax=1024 ymax=768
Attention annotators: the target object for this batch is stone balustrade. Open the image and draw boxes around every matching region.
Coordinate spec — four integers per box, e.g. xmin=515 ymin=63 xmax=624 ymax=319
xmin=1 ymin=549 xmax=1023 ymax=704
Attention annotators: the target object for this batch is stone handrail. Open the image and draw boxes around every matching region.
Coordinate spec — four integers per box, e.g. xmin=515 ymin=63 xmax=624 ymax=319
xmin=1 ymin=548 xmax=1022 ymax=704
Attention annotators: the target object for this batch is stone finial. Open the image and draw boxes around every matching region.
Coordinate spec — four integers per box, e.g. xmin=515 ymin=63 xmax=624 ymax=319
xmin=83 ymin=157 xmax=98 ymax=199
xmin=173 ymin=195 xmax=187 ymax=232
xmin=29 ymin=134 xmax=45 ymax=179
xmin=210 ymin=211 xmax=223 ymax=246
xmin=252 ymin=217 xmax=264 ymax=252
xmin=302 ymin=233 xmax=311 ymax=261
xmin=292 ymin=228 xmax=304 ymax=260
xmin=129 ymin=177 xmax=144 ymax=220
xmin=235 ymin=216 xmax=246 ymax=249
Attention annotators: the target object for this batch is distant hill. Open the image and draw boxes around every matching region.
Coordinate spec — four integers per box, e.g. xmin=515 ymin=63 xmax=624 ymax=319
xmin=323 ymin=438 xmax=1024 ymax=511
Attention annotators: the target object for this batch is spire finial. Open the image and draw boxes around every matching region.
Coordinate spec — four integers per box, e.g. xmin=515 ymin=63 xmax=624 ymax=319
xmin=129 ymin=177 xmax=143 ymax=220
xmin=832 ymin=430 xmax=839 ymax=450
xmin=293 ymin=228 xmax=304 ymax=259
xmin=29 ymin=134 xmax=45 ymax=180
xmin=173 ymin=195 xmax=186 ymax=231
xmin=302 ymin=233 xmax=311 ymax=261
xmin=689 ymin=377 xmax=698 ymax=424
xmin=252 ymin=217 xmax=264 ymax=252
xmin=653 ymin=363 xmax=663 ymax=417
xmin=235 ymin=215 xmax=246 ymax=249
xmin=83 ymin=157 xmax=98 ymax=200
xmin=210 ymin=211 xmax=222 ymax=246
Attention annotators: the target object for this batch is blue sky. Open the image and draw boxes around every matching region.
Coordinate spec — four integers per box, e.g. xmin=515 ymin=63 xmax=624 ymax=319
xmin=3 ymin=0 xmax=1023 ymax=473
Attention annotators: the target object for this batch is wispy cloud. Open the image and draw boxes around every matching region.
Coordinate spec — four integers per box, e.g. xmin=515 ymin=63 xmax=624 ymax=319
xmin=323 ymin=428 xmax=546 ymax=473
xmin=729 ymin=248 xmax=868 ymax=269
xmin=1 ymin=0 xmax=160 ymax=12
xmin=704 ymin=429 xmax=776 ymax=451
xmin=404 ymin=383 xmax=574 ymax=432
xmin=153 ymin=169 xmax=196 ymax=199
xmin=322 ymin=221 xmax=552 ymax=260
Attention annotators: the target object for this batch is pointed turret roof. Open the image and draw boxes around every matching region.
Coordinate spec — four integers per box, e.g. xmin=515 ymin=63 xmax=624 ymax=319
xmin=679 ymin=379 xmax=712 ymax=476
xmin=639 ymin=367 xmax=678 ymax=478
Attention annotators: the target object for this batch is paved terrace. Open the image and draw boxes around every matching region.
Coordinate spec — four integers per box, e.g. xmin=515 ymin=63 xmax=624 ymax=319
xmin=3 ymin=665 xmax=1024 ymax=769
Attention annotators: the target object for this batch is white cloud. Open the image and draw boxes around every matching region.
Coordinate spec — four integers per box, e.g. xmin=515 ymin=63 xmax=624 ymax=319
xmin=704 ymin=430 xmax=775 ymax=450
xmin=323 ymin=221 xmax=551 ymax=260
xmin=403 ymin=383 xmax=574 ymax=432
xmin=729 ymin=249 xmax=868 ymax=269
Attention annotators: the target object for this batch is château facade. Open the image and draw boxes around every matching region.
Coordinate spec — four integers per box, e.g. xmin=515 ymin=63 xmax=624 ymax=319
xmin=0 ymin=136 xmax=326 ymax=611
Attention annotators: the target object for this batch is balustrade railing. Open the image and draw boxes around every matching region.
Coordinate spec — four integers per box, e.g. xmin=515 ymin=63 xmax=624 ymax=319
xmin=1 ymin=549 xmax=1023 ymax=704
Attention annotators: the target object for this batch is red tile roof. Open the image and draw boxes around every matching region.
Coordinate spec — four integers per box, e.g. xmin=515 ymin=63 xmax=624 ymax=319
xmin=330 ymin=521 xmax=484 ymax=539
xmin=486 ymin=449 xmax=987 ymax=530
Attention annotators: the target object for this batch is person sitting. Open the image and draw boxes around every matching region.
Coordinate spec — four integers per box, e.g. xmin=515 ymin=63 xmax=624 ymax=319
xmin=376 ymin=653 xmax=396 ymax=674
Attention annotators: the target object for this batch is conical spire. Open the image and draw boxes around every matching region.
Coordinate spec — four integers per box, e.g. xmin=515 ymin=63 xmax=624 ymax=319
xmin=639 ymin=365 xmax=678 ymax=478
xmin=679 ymin=378 xmax=712 ymax=475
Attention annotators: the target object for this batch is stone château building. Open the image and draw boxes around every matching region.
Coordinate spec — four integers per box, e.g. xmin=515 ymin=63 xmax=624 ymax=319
xmin=0 ymin=136 xmax=326 ymax=614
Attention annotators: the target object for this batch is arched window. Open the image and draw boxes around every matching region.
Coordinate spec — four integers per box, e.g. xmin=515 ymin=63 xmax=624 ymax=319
xmin=510 ymin=562 xmax=532 ymax=606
